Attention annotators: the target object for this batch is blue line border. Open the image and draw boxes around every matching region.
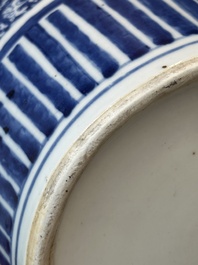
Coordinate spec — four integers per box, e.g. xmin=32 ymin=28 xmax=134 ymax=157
xmin=15 ymin=39 xmax=198 ymax=264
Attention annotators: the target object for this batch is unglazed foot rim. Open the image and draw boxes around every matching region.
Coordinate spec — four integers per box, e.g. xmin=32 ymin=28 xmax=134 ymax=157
xmin=27 ymin=58 xmax=198 ymax=265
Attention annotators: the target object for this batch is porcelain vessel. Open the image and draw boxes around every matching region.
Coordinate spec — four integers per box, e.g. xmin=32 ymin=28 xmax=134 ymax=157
xmin=0 ymin=1 xmax=198 ymax=265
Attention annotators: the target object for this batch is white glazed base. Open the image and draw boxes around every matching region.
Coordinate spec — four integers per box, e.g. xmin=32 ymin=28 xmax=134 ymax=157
xmin=54 ymin=78 xmax=198 ymax=265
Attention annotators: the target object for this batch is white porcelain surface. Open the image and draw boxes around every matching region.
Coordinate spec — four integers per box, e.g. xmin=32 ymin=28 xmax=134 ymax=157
xmin=54 ymin=79 xmax=198 ymax=265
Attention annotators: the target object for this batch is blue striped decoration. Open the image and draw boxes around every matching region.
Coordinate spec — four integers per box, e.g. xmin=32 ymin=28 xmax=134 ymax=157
xmin=104 ymin=0 xmax=174 ymax=45
xmin=63 ymin=0 xmax=150 ymax=59
xmin=25 ymin=25 xmax=98 ymax=95
xmin=0 ymin=251 xmax=10 ymax=265
xmin=0 ymin=63 xmax=58 ymax=137
xmin=0 ymin=103 xmax=42 ymax=163
xmin=47 ymin=10 xmax=119 ymax=78
xmin=0 ymin=137 xmax=28 ymax=188
xmin=0 ymin=229 xmax=10 ymax=255
xmin=0 ymin=1 xmax=198 ymax=264
xmin=9 ymin=45 xmax=78 ymax=116
xmin=0 ymin=176 xmax=18 ymax=209
xmin=0 ymin=203 xmax=13 ymax=235
xmin=139 ymin=0 xmax=198 ymax=36
xmin=173 ymin=0 xmax=198 ymax=20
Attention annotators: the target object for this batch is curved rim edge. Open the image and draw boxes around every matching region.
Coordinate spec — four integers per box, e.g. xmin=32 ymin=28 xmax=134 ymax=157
xmin=27 ymin=57 xmax=198 ymax=265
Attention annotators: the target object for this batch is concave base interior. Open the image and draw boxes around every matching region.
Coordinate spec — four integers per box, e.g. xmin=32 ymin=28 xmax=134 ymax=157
xmin=54 ymin=79 xmax=198 ymax=265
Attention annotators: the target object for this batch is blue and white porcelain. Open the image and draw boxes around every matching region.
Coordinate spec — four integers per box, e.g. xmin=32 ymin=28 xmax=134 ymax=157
xmin=0 ymin=0 xmax=198 ymax=264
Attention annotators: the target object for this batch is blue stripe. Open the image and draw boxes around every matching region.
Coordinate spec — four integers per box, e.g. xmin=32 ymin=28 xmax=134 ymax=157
xmin=104 ymin=0 xmax=174 ymax=45
xmin=0 ymin=103 xmax=42 ymax=163
xmin=0 ymin=203 xmax=12 ymax=235
xmin=173 ymin=0 xmax=198 ymax=20
xmin=47 ymin=11 xmax=119 ymax=78
xmin=63 ymin=0 xmax=150 ymax=59
xmin=0 ymin=230 xmax=10 ymax=255
xmin=0 ymin=63 xmax=57 ymax=137
xmin=25 ymin=25 xmax=97 ymax=95
xmin=0 ymin=137 xmax=28 ymax=187
xmin=139 ymin=0 xmax=198 ymax=36
xmin=0 ymin=251 xmax=10 ymax=265
xmin=0 ymin=174 xmax=18 ymax=209
xmin=9 ymin=45 xmax=78 ymax=117
xmin=0 ymin=0 xmax=62 ymax=60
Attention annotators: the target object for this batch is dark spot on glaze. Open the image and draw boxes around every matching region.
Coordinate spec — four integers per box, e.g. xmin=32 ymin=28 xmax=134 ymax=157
xmin=162 ymin=65 xmax=167 ymax=68
xmin=6 ymin=89 xmax=15 ymax=99
xmin=3 ymin=127 xmax=9 ymax=134
xmin=192 ymin=151 xmax=196 ymax=155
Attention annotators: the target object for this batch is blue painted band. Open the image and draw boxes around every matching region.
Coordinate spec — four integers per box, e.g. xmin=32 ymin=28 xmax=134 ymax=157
xmin=0 ymin=175 xmax=18 ymax=209
xmin=0 ymin=229 xmax=10 ymax=255
xmin=64 ymin=0 xmax=150 ymax=59
xmin=0 ymin=62 xmax=58 ymax=137
xmin=0 ymin=251 xmax=10 ymax=265
xmin=25 ymin=25 xmax=98 ymax=95
xmin=9 ymin=45 xmax=78 ymax=117
xmin=0 ymin=103 xmax=42 ymax=163
xmin=0 ymin=203 xmax=12 ymax=235
xmin=104 ymin=0 xmax=175 ymax=45
xmin=0 ymin=137 xmax=28 ymax=188
xmin=173 ymin=0 xmax=198 ymax=20
xmin=47 ymin=10 xmax=119 ymax=78
xmin=139 ymin=0 xmax=198 ymax=36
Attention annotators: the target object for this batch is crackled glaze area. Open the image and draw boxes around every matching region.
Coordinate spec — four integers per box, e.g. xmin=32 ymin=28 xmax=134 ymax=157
xmin=0 ymin=1 xmax=198 ymax=264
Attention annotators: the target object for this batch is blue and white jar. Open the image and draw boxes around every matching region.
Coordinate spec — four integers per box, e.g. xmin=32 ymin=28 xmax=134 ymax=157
xmin=0 ymin=1 xmax=198 ymax=264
